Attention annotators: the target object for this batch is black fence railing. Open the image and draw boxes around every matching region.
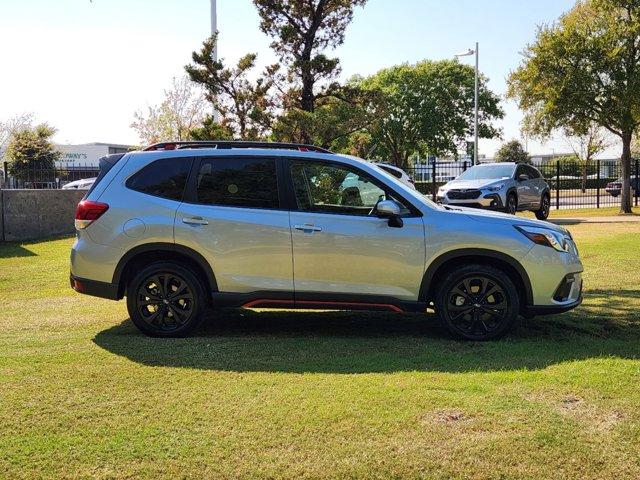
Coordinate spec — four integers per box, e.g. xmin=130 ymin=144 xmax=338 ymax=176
xmin=1 ymin=162 xmax=100 ymax=190
xmin=407 ymin=158 xmax=639 ymax=210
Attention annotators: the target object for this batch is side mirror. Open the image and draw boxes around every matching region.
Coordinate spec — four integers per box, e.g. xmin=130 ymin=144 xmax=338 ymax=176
xmin=518 ymin=174 xmax=530 ymax=182
xmin=375 ymin=199 xmax=403 ymax=228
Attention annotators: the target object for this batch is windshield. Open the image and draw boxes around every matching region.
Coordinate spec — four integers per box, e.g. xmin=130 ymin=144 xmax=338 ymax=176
xmin=456 ymin=164 xmax=515 ymax=181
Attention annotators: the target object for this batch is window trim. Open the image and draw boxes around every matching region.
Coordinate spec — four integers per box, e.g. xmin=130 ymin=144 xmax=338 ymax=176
xmin=283 ymin=157 xmax=422 ymax=218
xmin=182 ymin=155 xmax=286 ymax=211
xmin=125 ymin=156 xmax=194 ymax=202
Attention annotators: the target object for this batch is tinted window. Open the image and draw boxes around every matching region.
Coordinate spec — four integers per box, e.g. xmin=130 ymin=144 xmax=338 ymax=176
xmin=290 ymin=160 xmax=408 ymax=216
xmin=196 ymin=157 xmax=279 ymax=209
xmin=524 ymin=165 xmax=541 ymax=179
xmin=127 ymin=157 xmax=191 ymax=201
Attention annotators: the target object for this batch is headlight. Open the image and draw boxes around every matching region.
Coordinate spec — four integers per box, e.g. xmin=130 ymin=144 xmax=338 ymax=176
xmin=486 ymin=184 xmax=504 ymax=192
xmin=515 ymin=225 xmax=571 ymax=252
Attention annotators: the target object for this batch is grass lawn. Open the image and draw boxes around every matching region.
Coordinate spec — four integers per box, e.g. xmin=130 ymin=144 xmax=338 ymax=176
xmin=1 ymin=223 xmax=639 ymax=479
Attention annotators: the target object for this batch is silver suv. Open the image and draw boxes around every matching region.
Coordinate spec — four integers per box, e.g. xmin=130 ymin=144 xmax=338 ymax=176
xmin=70 ymin=142 xmax=583 ymax=340
xmin=437 ymin=162 xmax=551 ymax=219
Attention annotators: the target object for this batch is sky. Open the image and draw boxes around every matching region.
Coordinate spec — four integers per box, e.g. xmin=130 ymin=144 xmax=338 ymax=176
xmin=0 ymin=0 xmax=620 ymax=157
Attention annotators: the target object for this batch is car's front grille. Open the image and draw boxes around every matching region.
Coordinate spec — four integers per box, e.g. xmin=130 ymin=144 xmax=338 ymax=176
xmin=447 ymin=189 xmax=482 ymax=200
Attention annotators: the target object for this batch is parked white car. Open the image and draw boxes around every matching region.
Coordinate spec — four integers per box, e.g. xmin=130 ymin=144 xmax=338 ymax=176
xmin=62 ymin=177 xmax=96 ymax=190
xmin=374 ymin=163 xmax=416 ymax=190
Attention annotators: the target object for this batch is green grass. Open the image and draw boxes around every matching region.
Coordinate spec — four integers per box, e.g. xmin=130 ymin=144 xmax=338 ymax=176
xmin=1 ymin=225 xmax=639 ymax=479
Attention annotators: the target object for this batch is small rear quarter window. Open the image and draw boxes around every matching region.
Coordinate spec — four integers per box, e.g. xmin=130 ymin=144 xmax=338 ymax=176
xmin=126 ymin=157 xmax=192 ymax=201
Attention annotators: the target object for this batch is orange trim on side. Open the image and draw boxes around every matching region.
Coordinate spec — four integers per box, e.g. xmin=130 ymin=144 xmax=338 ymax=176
xmin=241 ymin=299 xmax=403 ymax=312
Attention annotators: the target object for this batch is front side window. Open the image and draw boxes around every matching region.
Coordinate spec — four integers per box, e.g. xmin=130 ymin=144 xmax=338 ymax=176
xmin=196 ymin=157 xmax=279 ymax=209
xmin=290 ymin=160 xmax=408 ymax=216
xmin=126 ymin=157 xmax=191 ymax=201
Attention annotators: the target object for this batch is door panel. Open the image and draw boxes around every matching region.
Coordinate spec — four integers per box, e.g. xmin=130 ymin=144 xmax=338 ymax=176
xmin=290 ymin=212 xmax=425 ymax=300
xmin=286 ymin=159 xmax=425 ymax=301
xmin=175 ymin=204 xmax=293 ymax=293
xmin=174 ymin=156 xmax=293 ymax=294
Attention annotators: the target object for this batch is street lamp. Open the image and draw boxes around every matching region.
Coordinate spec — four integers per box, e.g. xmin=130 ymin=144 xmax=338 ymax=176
xmin=455 ymin=42 xmax=479 ymax=166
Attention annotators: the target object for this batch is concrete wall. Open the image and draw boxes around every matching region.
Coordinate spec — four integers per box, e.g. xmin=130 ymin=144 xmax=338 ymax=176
xmin=1 ymin=189 xmax=86 ymax=242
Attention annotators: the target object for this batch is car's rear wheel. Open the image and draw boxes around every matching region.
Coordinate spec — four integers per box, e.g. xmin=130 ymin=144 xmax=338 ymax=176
xmin=435 ymin=264 xmax=520 ymax=341
xmin=505 ymin=193 xmax=518 ymax=215
xmin=127 ymin=262 xmax=206 ymax=337
xmin=535 ymin=193 xmax=550 ymax=220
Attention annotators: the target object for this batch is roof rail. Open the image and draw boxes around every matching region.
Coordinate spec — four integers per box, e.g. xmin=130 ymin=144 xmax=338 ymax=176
xmin=142 ymin=141 xmax=332 ymax=154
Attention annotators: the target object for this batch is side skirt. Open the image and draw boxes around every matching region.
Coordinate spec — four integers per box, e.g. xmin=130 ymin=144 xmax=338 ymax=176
xmin=211 ymin=291 xmax=427 ymax=313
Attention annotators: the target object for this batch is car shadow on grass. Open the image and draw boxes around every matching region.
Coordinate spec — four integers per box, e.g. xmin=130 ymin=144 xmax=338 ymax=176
xmin=93 ymin=289 xmax=640 ymax=374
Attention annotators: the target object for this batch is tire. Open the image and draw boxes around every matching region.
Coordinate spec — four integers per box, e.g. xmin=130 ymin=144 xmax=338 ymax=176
xmin=505 ymin=192 xmax=518 ymax=215
xmin=435 ymin=264 xmax=520 ymax=341
xmin=535 ymin=193 xmax=550 ymax=220
xmin=126 ymin=261 xmax=206 ymax=337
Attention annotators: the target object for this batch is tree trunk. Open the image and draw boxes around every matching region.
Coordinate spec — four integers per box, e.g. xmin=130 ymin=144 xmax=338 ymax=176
xmin=620 ymin=131 xmax=633 ymax=214
xmin=581 ymin=161 xmax=588 ymax=194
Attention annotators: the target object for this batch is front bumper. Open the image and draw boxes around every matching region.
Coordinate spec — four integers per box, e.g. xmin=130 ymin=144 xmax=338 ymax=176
xmin=437 ymin=192 xmax=505 ymax=209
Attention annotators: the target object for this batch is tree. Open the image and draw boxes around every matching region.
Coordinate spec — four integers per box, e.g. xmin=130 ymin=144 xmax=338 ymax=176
xmin=563 ymin=123 xmax=612 ymax=192
xmin=508 ymin=0 xmax=640 ymax=213
xmin=549 ymin=154 xmax=598 ymax=177
xmin=131 ymin=76 xmax=207 ymax=145
xmin=358 ymin=60 xmax=503 ymax=170
xmin=1 ymin=112 xmax=34 ymax=157
xmin=187 ymin=115 xmax=235 ymax=141
xmin=5 ymin=124 xmax=60 ymax=182
xmin=495 ymin=140 xmax=530 ymax=164
xmin=186 ymin=35 xmax=277 ymax=140
xmin=253 ymin=0 xmax=368 ymax=114
xmin=271 ymin=80 xmax=377 ymax=149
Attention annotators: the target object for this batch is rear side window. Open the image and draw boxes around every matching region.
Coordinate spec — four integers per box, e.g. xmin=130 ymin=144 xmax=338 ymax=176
xmin=195 ymin=157 xmax=279 ymax=209
xmin=84 ymin=153 xmax=125 ymax=198
xmin=126 ymin=157 xmax=192 ymax=201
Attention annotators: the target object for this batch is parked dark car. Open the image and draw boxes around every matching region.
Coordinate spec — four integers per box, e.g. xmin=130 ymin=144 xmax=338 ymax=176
xmin=605 ymin=176 xmax=639 ymax=197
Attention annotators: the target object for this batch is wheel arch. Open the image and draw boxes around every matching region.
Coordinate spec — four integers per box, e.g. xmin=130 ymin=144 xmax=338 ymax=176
xmin=420 ymin=248 xmax=533 ymax=308
xmin=112 ymin=243 xmax=218 ymax=299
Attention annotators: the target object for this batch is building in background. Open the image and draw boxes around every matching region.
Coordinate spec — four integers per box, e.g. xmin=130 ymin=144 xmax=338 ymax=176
xmin=55 ymin=142 xmax=131 ymax=168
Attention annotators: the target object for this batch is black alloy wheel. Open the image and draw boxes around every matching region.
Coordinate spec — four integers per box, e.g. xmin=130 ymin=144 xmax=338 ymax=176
xmin=535 ymin=194 xmax=550 ymax=220
xmin=127 ymin=262 xmax=205 ymax=337
xmin=435 ymin=264 xmax=520 ymax=340
xmin=506 ymin=193 xmax=518 ymax=215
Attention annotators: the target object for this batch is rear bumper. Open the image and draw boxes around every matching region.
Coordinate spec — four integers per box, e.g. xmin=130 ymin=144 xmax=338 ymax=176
xmin=70 ymin=274 xmax=120 ymax=300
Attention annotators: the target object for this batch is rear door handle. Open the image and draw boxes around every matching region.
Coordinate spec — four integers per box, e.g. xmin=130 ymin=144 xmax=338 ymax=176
xmin=294 ymin=224 xmax=322 ymax=233
xmin=182 ymin=217 xmax=209 ymax=226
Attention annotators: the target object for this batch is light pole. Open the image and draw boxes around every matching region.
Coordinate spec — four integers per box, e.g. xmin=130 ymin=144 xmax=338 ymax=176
xmin=210 ymin=0 xmax=219 ymax=123
xmin=455 ymin=42 xmax=479 ymax=165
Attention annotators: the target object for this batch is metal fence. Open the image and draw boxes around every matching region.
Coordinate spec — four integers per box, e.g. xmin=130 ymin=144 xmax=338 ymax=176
xmin=1 ymin=162 xmax=99 ymax=190
xmin=1 ymin=158 xmax=638 ymax=210
xmin=408 ymin=158 xmax=639 ymax=210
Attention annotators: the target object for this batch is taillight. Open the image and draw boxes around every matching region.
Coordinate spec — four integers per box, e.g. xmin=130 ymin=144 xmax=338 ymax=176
xmin=75 ymin=200 xmax=109 ymax=229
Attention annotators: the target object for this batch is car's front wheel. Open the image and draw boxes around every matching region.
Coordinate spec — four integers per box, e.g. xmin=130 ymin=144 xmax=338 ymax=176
xmin=435 ymin=264 xmax=520 ymax=341
xmin=127 ymin=262 xmax=206 ymax=337
xmin=535 ymin=193 xmax=550 ymax=220
xmin=505 ymin=193 xmax=518 ymax=215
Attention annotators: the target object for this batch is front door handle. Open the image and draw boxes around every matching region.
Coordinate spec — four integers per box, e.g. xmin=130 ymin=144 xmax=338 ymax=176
xmin=182 ymin=217 xmax=209 ymax=226
xmin=294 ymin=224 xmax=322 ymax=233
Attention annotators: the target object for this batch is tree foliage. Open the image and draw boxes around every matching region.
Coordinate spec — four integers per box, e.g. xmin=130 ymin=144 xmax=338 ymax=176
xmin=253 ymin=0 xmax=368 ymax=114
xmin=131 ymin=76 xmax=206 ymax=145
xmin=5 ymin=124 xmax=60 ymax=182
xmin=186 ymin=35 xmax=278 ymax=140
xmin=495 ymin=140 xmax=530 ymax=164
xmin=508 ymin=0 xmax=640 ymax=213
xmin=1 ymin=113 xmax=34 ymax=156
xmin=563 ymin=123 xmax=612 ymax=191
xmin=357 ymin=60 xmax=503 ymax=169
